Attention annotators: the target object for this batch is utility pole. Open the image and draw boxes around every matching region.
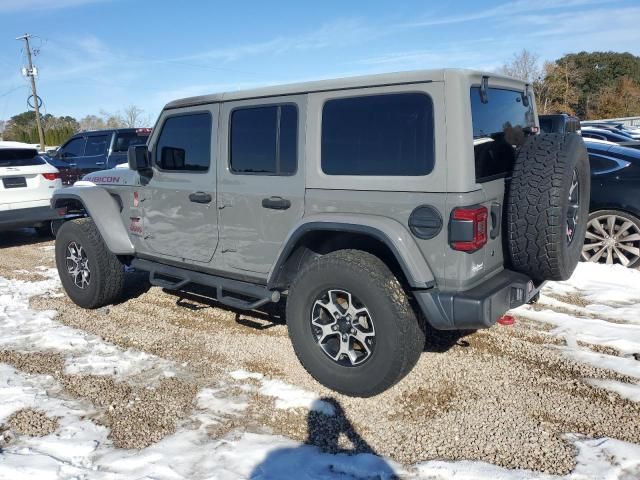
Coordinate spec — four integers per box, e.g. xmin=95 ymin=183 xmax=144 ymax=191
xmin=16 ymin=33 xmax=46 ymax=151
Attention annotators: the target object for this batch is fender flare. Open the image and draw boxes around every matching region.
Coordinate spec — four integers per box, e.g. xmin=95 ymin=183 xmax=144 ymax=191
xmin=51 ymin=186 xmax=134 ymax=255
xmin=267 ymin=214 xmax=436 ymax=289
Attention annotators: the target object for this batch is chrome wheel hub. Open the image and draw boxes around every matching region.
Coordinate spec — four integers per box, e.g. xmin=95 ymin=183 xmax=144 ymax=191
xmin=582 ymin=214 xmax=640 ymax=266
xmin=310 ymin=289 xmax=375 ymax=367
xmin=65 ymin=241 xmax=91 ymax=289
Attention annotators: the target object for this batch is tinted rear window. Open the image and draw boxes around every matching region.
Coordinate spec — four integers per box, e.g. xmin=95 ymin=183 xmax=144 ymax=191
xmin=471 ymin=87 xmax=535 ymax=182
xmin=114 ymin=131 xmax=150 ymax=152
xmin=230 ymin=104 xmax=298 ymax=175
xmin=321 ymin=93 xmax=434 ymax=176
xmin=0 ymin=149 xmax=45 ymax=167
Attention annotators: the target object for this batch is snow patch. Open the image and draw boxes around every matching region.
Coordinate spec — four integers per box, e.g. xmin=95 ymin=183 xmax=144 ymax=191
xmin=0 ymin=271 xmax=180 ymax=383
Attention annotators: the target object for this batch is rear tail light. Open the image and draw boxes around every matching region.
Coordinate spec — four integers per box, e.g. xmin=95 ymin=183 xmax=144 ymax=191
xmin=42 ymin=172 xmax=59 ymax=181
xmin=449 ymin=205 xmax=488 ymax=252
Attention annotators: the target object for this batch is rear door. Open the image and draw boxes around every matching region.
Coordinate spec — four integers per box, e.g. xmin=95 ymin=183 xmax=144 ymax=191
xmin=77 ymin=132 xmax=110 ymax=175
xmin=470 ymin=84 xmax=536 ymax=275
xmin=141 ymin=106 xmax=219 ymax=263
xmin=217 ymin=96 xmax=305 ymax=275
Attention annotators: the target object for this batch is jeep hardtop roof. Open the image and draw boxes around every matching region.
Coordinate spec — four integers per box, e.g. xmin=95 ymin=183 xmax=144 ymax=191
xmin=165 ymin=68 xmax=526 ymax=110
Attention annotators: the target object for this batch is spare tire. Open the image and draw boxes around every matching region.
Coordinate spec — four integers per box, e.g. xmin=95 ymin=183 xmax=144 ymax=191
xmin=506 ymin=133 xmax=590 ymax=282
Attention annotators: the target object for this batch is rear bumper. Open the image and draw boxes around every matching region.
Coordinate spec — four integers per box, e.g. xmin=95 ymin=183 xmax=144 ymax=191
xmin=0 ymin=205 xmax=65 ymax=230
xmin=414 ymin=269 xmax=540 ymax=330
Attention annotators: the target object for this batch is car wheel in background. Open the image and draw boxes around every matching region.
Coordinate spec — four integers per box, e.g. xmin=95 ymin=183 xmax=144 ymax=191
xmin=582 ymin=210 xmax=640 ymax=268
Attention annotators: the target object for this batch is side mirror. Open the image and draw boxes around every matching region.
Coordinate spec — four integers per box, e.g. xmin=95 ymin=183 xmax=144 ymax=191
xmin=128 ymin=145 xmax=151 ymax=171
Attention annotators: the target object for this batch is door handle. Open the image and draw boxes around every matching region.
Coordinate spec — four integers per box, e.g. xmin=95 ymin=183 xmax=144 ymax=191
xmin=189 ymin=191 xmax=212 ymax=204
xmin=262 ymin=196 xmax=291 ymax=210
xmin=95 ymin=161 xmax=105 ymax=166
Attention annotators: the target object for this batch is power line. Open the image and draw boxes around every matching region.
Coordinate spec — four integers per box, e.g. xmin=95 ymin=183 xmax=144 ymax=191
xmin=16 ymin=33 xmax=46 ymax=151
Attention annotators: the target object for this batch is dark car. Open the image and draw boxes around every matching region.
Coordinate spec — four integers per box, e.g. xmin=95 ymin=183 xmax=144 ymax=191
xmin=539 ymin=114 xmax=581 ymax=135
xmin=583 ymin=139 xmax=640 ymax=267
xmin=47 ymin=128 xmax=151 ymax=185
xmin=581 ymin=127 xmax=640 ymax=149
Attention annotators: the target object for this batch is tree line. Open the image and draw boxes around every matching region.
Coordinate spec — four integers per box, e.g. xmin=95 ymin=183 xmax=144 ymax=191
xmin=499 ymin=50 xmax=640 ymax=119
xmin=1 ymin=105 xmax=150 ymax=146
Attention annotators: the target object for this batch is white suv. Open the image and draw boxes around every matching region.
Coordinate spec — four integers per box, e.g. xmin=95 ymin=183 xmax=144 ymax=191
xmin=0 ymin=141 xmax=65 ymax=235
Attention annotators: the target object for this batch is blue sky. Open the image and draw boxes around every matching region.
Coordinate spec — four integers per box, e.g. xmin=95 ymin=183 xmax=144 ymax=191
xmin=1 ymin=0 xmax=639 ymax=123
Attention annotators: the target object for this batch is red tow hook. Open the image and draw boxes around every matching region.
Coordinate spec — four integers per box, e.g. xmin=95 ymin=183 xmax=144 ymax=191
xmin=497 ymin=315 xmax=515 ymax=326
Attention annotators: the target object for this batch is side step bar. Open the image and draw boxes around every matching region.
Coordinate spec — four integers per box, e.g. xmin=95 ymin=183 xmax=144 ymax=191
xmin=130 ymin=258 xmax=281 ymax=310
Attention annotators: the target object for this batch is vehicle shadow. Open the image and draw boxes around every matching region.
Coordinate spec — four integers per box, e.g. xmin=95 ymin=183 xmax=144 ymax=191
xmin=112 ymin=269 xmax=153 ymax=304
xmin=167 ymin=287 xmax=472 ymax=352
xmin=422 ymin=322 xmax=474 ymax=353
xmin=249 ymin=397 xmax=398 ymax=479
xmin=0 ymin=229 xmax=52 ymax=249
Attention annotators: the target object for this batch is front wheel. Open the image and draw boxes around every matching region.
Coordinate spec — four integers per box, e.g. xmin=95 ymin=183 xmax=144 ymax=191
xmin=286 ymin=250 xmax=425 ymax=397
xmin=55 ymin=218 xmax=125 ymax=309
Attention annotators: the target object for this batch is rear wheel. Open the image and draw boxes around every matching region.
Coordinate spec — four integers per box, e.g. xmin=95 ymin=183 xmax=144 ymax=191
xmin=286 ymin=250 xmax=425 ymax=397
xmin=55 ymin=218 xmax=125 ymax=309
xmin=582 ymin=210 xmax=640 ymax=268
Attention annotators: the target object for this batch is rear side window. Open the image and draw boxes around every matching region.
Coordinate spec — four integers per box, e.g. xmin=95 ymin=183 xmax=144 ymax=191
xmin=156 ymin=113 xmax=212 ymax=171
xmin=230 ymin=104 xmax=298 ymax=175
xmin=321 ymin=93 xmax=434 ymax=176
xmin=0 ymin=149 xmax=45 ymax=167
xmin=63 ymin=137 xmax=86 ymax=158
xmin=85 ymin=135 xmax=109 ymax=156
xmin=471 ymin=87 xmax=535 ymax=182
xmin=113 ymin=131 xmax=150 ymax=152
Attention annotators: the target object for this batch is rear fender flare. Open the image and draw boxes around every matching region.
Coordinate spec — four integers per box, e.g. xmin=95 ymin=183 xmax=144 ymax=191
xmin=268 ymin=214 xmax=435 ymax=289
xmin=51 ymin=186 xmax=134 ymax=255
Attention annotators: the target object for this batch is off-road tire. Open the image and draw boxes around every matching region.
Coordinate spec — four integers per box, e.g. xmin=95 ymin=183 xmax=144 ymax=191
xmin=286 ymin=249 xmax=425 ymax=397
xmin=506 ymin=133 xmax=590 ymax=282
xmin=55 ymin=218 xmax=125 ymax=309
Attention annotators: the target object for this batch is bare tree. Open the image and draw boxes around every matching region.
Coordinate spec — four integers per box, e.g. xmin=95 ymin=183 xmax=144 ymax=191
xmin=121 ymin=105 xmax=149 ymax=128
xmin=498 ymin=49 xmax=542 ymax=83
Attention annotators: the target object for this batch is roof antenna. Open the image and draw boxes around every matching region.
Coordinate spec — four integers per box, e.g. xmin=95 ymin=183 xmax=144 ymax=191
xmin=480 ymin=76 xmax=489 ymax=104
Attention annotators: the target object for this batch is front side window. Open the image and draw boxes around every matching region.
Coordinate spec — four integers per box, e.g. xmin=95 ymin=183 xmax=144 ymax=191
xmin=85 ymin=135 xmax=109 ymax=156
xmin=156 ymin=113 xmax=211 ymax=171
xmin=230 ymin=104 xmax=298 ymax=175
xmin=321 ymin=93 xmax=434 ymax=176
xmin=471 ymin=87 xmax=535 ymax=182
xmin=63 ymin=137 xmax=86 ymax=158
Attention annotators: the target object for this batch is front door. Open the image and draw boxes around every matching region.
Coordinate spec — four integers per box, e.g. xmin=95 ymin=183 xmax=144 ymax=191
xmin=77 ymin=132 xmax=110 ymax=175
xmin=142 ymin=106 xmax=219 ymax=263
xmin=217 ymin=97 xmax=306 ymax=275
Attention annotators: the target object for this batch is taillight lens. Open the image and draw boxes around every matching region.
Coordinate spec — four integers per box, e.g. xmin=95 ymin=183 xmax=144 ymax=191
xmin=450 ymin=206 xmax=488 ymax=252
xmin=42 ymin=172 xmax=59 ymax=181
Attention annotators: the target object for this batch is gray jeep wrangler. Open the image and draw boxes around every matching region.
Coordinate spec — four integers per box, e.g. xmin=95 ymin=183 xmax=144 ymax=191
xmin=52 ymin=69 xmax=590 ymax=397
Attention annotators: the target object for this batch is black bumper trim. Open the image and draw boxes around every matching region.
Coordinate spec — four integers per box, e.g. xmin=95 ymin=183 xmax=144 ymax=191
xmin=0 ymin=206 xmax=65 ymax=229
xmin=414 ymin=269 xmax=540 ymax=330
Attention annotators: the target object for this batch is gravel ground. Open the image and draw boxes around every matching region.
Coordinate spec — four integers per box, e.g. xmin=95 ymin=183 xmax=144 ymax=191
xmin=1 ymin=229 xmax=639 ymax=475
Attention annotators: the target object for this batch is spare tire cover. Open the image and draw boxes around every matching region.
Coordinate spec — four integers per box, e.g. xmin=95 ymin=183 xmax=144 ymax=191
xmin=506 ymin=133 xmax=590 ymax=282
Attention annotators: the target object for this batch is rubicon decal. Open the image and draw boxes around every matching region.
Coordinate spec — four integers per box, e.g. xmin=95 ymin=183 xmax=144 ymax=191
xmin=86 ymin=175 xmax=122 ymax=184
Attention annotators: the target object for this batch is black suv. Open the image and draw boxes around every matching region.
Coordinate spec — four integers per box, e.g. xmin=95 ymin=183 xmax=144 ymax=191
xmin=539 ymin=114 xmax=581 ymax=135
xmin=47 ymin=128 xmax=151 ymax=185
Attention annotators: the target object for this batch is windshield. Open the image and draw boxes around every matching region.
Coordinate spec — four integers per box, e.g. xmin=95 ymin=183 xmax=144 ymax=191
xmin=0 ymin=148 xmax=45 ymax=167
xmin=471 ymin=86 xmax=535 ymax=182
